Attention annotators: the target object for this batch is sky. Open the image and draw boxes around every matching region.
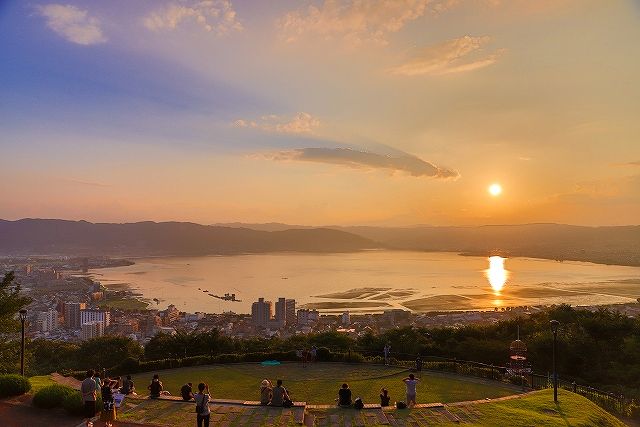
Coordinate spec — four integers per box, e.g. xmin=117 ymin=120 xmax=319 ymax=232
xmin=1 ymin=0 xmax=639 ymax=226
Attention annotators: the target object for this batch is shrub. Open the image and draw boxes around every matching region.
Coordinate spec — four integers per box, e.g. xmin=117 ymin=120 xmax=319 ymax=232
xmin=0 ymin=374 xmax=31 ymax=398
xmin=32 ymin=384 xmax=77 ymax=409
xmin=0 ymin=374 xmax=31 ymax=397
xmin=342 ymin=352 xmax=365 ymax=364
xmin=315 ymin=347 xmax=332 ymax=361
xmin=61 ymin=390 xmax=102 ymax=416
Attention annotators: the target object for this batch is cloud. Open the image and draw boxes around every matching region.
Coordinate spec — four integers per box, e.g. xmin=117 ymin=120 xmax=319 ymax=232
xmin=265 ymin=147 xmax=459 ymax=179
xmin=36 ymin=4 xmax=106 ymax=45
xmin=622 ymin=161 xmax=640 ymax=166
xmin=278 ymin=0 xmax=443 ymax=45
xmin=389 ymin=35 xmax=504 ymax=76
xmin=233 ymin=112 xmax=320 ymax=134
xmin=144 ymin=0 xmax=242 ymax=35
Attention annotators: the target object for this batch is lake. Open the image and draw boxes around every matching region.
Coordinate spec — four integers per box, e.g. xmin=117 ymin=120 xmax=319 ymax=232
xmin=89 ymin=251 xmax=640 ymax=313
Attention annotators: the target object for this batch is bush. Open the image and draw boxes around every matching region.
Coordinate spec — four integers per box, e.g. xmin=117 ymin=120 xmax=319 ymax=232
xmin=342 ymin=352 xmax=365 ymax=364
xmin=0 ymin=374 xmax=31 ymax=398
xmin=33 ymin=384 xmax=77 ymax=409
xmin=315 ymin=347 xmax=332 ymax=361
xmin=61 ymin=390 xmax=102 ymax=416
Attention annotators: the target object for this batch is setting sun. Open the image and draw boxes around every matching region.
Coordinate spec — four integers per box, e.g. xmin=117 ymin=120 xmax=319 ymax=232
xmin=488 ymin=183 xmax=503 ymax=197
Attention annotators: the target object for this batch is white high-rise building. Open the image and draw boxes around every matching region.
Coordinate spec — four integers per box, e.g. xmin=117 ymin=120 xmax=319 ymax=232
xmin=36 ymin=309 xmax=59 ymax=332
xmin=80 ymin=309 xmax=111 ymax=327
xmin=297 ymin=309 xmax=320 ymax=326
xmin=341 ymin=311 xmax=351 ymax=326
xmin=81 ymin=321 xmax=105 ymax=340
xmin=251 ymin=298 xmax=272 ymax=327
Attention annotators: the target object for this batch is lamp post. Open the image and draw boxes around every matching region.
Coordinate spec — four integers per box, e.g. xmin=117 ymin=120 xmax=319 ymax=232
xmin=19 ymin=309 xmax=27 ymax=376
xmin=550 ymin=319 xmax=560 ymax=403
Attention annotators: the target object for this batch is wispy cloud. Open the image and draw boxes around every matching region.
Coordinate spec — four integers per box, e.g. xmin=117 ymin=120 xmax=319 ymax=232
xmin=233 ymin=112 xmax=320 ymax=134
xmin=389 ymin=35 xmax=504 ymax=76
xmin=620 ymin=160 xmax=640 ymax=167
xmin=36 ymin=4 xmax=106 ymax=45
xmin=265 ymin=147 xmax=459 ymax=179
xmin=144 ymin=0 xmax=242 ymax=35
xmin=278 ymin=0 xmax=440 ymax=45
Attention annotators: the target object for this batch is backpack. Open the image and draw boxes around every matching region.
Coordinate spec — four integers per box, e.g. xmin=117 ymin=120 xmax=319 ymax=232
xmin=354 ymin=397 xmax=364 ymax=410
xmin=396 ymin=401 xmax=407 ymax=409
xmin=195 ymin=394 xmax=208 ymax=414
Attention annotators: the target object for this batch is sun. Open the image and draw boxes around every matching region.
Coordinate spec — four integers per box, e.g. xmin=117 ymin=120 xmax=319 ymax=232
xmin=488 ymin=183 xmax=502 ymax=196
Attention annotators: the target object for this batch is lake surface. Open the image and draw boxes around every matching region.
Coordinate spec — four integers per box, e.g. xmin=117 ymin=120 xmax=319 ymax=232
xmin=90 ymin=251 xmax=640 ymax=314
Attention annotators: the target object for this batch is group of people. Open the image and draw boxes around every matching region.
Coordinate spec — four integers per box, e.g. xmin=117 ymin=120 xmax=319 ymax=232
xmin=259 ymin=379 xmax=293 ymax=406
xmin=337 ymin=374 xmax=421 ymax=409
xmin=81 ymin=369 xmax=131 ymax=427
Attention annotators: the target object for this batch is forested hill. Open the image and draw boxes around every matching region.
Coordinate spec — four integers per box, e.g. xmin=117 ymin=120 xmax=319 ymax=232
xmin=339 ymin=223 xmax=640 ymax=266
xmin=0 ymin=219 xmax=376 ymax=256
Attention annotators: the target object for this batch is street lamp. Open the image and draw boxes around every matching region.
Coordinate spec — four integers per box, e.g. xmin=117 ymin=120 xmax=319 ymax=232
xmin=550 ymin=319 xmax=560 ymax=403
xmin=19 ymin=309 xmax=27 ymax=376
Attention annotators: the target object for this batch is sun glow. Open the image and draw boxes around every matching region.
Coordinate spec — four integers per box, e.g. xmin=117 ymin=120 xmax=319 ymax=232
xmin=488 ymin=183 xmax=502 ymax=196
xmin=486 ymin=255 xmax=508 ymax=294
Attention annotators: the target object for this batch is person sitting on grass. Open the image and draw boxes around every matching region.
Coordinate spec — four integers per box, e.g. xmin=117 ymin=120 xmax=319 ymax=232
xmin=337 ymin=383 xmax=352 ymax=407
xmin=148 ymin=374 xmax=170 ymax=398
xmin=260 ymin=379 xmax=272 ymax=405
xmin=181 ymin=382 xmax=194 ymax=401
xmin=269 ymin=379 xmax=290 ymax=407
xmin=120 ymin=375 xmax=135 ymax=395
xmin=380 ymin=388 xmax=390 ymax=407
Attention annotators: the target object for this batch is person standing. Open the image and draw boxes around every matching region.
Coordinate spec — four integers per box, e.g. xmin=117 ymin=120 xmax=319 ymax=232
xmin=402 ymin=374 xmax=419 ymax=408
xmin=415 ymin=355 xmax=423 ymax=372
xmin=81 ymin=370 xmax=97 ymax=427
xmin=383 ymin=344 xmax=391 ymax=365
xmin=310 ymin=345 xmax=318 ymax=362
xmin=100 ymin=378 xmax=117 ymax=427
xmin=94 ymin=371 xmax=103 ymax=396
xmin=194 ymin=382 xmax=211 ymax=427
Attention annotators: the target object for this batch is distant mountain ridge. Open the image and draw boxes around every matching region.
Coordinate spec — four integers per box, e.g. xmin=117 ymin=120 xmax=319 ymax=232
xmin=0 ymin=219 xmax=376 ymax=256
xmin=206 ymin=222 xmax=640 ymax=267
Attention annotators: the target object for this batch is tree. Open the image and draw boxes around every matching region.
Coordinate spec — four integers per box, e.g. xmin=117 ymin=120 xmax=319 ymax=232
xmin=77 ymin=336 xmax=143 ymax=370
xmin=0 ymin=272 xmax=32 ymax=373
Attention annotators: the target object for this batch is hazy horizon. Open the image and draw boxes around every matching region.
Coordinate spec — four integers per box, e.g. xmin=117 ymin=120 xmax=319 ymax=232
xmin=2 ymin=1 xmax=639 ymax=226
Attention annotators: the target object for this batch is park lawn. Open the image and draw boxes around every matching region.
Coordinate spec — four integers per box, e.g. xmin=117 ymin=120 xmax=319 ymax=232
xmin=132 ymin=363 xmax=519 ymax=405
xmin=442 ymin=389 xmax=626 ymax=427
xmin=97 ymin=295 xmax=148 ymax=310
xmin=28 ymin=375 xmax=56 ymax=393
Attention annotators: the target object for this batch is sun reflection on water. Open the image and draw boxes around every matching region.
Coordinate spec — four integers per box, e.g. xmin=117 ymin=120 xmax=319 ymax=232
xmin=486 ymin=256 xmax=508 ymax=294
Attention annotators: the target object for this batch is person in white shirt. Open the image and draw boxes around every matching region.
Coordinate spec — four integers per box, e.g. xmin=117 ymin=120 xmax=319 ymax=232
xmin=194 ymin=382 xmax=211 ymax=427
xmin=402 ymin=373 xmax=420 ymax=407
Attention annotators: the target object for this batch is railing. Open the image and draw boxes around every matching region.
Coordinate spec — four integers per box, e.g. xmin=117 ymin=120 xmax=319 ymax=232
xmin=331 ymin=347 xmax=631 ymax=416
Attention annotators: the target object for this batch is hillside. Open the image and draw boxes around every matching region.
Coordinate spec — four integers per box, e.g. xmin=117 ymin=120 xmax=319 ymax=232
xmin=336 ymin=223 xmax=640 ymax=266
xmin=0 ymin=219 xmax=376 ymax=256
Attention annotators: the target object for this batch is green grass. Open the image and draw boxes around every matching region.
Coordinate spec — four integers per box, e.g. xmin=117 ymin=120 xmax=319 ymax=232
xmin=28 ymin=375 xmax=57 ymax=393
xmin=132 ymin=363 xmax=518 ymax=404
xmin=443 ymin=389 xmax=626 ymax=427
xmin=97 ymin=295 xmax=148 ymax=310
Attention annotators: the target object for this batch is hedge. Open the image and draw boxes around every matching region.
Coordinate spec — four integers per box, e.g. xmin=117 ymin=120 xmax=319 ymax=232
xmin=33 ymin=384 xmax=77 ymax=409
xmin=62 ymin=390 xmax=102 ymax=416
xmin=0 ymin=374 xmax=31 ymax=398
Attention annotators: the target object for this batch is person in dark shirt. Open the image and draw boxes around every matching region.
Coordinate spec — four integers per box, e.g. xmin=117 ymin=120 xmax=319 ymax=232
xmin=148 ymin=374 xmax=163 ymax=398
xmin=338 ymin=383 xmax=352 ymax=407
xmin=181 ymin=383 xmax=194 ymax=401
xmin=380 ymin=388 xmax=390 ymax=407
xmin=415 ymin=355 xmax=423 ymax=372
xmin=121 ymin=375 xmax=135 ymax=395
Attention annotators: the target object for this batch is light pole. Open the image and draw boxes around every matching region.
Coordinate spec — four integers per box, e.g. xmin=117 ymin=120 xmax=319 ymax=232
xmin=550 ymin=319 xmax=560 ymax=403
xmin=19 ymin=309 xmax=27 ymax=376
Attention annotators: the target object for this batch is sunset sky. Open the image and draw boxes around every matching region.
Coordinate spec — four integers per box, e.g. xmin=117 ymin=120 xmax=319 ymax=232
xmin=1 ymin=0 xmax=639 ymax=226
